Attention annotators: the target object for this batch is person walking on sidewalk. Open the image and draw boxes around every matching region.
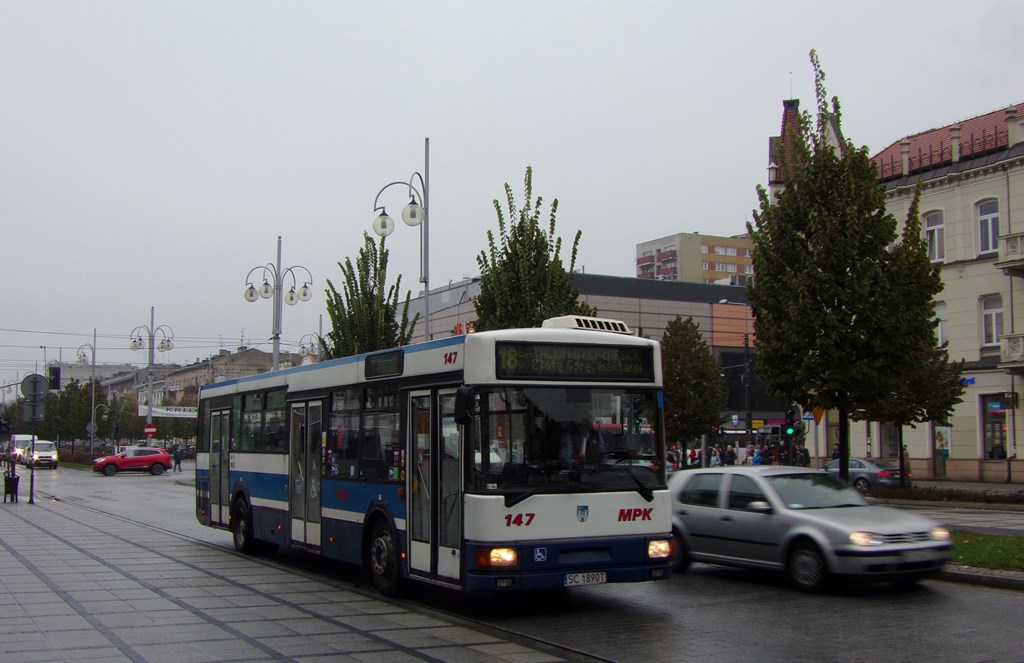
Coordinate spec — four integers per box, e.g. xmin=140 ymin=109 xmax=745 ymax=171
xmin=173 ymin=446 xmax=183 ymax=473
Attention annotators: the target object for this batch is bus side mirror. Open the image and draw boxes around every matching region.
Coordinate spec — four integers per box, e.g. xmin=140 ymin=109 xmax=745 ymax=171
xmin=454 ymin=387 xmax=479 ymax=425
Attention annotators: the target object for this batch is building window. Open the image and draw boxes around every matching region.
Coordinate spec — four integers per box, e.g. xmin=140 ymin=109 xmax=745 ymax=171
xmin=701 ymin=245 xmax=709 ymax=254
xmin=745 ymin=265 xmax=754 ymax=275
xmin=978 ymin=199 xmax=999 ymax=254
xmin=924 ymin=211 xmax=944 ymax=262
xmin=934 ymin=302 xmax=948 ymax=347
xmin=724 ymin=263 xmax=737 ymax=273
xmin=982 ymin=295 xmax=1003 ymax=347
xmin=714 ymin=246 xmax=725 ymax=255
xmin=725 ymin=247 xmax=737 ymax=256
xmin=981 ymin=394 xmax=1009 ymax=460
xmin=701 ymin=261 xmax=709 ymax=271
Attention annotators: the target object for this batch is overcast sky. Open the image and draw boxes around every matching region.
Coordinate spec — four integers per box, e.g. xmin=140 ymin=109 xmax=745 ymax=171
xmin=2 ymin=0 xmax=1022 ymax=391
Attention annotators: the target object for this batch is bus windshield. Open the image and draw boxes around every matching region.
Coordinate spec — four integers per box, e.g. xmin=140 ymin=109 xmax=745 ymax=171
xmin=465 ymin=386 xmax=665 ymax=501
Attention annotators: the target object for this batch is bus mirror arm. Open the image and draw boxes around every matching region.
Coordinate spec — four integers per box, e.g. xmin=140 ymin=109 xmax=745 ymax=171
xmin=454 ymin=387 xmax=479 ymax=425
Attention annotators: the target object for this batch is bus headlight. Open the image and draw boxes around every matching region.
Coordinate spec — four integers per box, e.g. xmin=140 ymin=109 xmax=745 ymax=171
xmin=476 ymin=548 xmax=517 ymax=568
xmin=929 ymin=527 xmax=951 ymax=542
xmin=648 ymin=539 xmax=671 ymax=559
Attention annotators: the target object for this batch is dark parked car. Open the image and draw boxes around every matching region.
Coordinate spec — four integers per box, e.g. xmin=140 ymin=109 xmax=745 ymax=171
xmin=823 ymin=457 xmax=910 ymax=492
xmin=669 ymin=466 xmax=951 ymax=592
xmin=92 ymin=447 xmax=172 ymax=476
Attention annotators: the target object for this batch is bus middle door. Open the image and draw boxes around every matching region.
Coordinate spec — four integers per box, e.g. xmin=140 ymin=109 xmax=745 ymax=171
xmin=408 ymin=389 xmax=462 ymax=585
xmin=289 ymin=400 xmax=323 ymax=548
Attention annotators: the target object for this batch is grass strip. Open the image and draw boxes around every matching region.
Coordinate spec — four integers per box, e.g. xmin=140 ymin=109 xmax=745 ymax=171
xmin=951 ymin=531 xmax=1024 ymax=572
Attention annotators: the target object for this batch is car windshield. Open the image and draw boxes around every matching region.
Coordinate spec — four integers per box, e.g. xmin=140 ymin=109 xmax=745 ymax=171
xmin=34 ymin=442 xmax=56 ymax=452
xmin=866 ymin=458 xmax=898 ymax=469
xmin=463 ymin=386 xmax=665 ymax=504
xmin=766 ymin=473 xmax=868 ymax=509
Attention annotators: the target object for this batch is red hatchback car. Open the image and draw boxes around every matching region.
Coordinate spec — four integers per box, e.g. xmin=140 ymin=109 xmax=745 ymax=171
xmin=92 ymin=447 xmax=172 ymax=476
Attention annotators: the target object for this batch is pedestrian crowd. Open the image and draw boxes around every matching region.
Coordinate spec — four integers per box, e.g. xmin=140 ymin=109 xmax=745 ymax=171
xmin=685 ymin=441 xmax=813 ymax=468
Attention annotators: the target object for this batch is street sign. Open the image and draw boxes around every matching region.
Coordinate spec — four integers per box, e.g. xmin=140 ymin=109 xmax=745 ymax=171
xmin=802 ymin=411 xmax=814 ymax=421
xmin=144 ymin=423 xmax=157 ymax=437
xmin=21 ymin=373 xmax=48 ymax=400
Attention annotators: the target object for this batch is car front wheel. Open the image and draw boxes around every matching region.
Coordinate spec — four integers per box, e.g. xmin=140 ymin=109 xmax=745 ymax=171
xmin=788 ymin=542 xmax=827 ymax=592
xmin=671 ymin=531 xmax=691 ymax=573
xmin=103 ymin=464 xmax=117 ymax=477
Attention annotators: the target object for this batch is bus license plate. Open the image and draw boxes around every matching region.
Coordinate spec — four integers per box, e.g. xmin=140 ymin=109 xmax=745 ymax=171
xmin=564 ymin=572 xmax=606 ymax=587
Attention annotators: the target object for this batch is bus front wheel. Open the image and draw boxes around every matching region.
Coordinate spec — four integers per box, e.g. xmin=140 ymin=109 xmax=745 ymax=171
xmin=368 ymin=519 xmax=401 ymax=596
xmin=232 ymin=500 xmax=255 ymax=555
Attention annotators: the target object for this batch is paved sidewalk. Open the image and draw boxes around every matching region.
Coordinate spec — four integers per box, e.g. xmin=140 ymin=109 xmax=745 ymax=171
xmin=0 ymin=498 xmax=583 ymax=663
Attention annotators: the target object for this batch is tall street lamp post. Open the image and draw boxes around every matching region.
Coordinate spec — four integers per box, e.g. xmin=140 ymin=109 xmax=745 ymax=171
xmin=130 ymin=307 xmax=175 ymax=426
xmin=244 ymin=235 xmax=313 ymax=371
xmin=371 ymin=137 xmax=430 ymax=341
xmin=719 ymin=299 xmax=753 ymax=448
xmin=76 ymin=328 xmax=97 ymax=453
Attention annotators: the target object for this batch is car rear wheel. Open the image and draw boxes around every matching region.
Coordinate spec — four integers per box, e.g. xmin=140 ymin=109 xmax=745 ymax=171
xmin=150 ymin=463 xmax=165 ymax=475
xmin=854 ymin=477 xmax=870 ymax=493
xmin=788 ymin=542 xmax=827 ymax=592
xmin=103 ymin=464 xmax=117 ymax=477
xmin=671 ymin=531 xmax=691 ymax=573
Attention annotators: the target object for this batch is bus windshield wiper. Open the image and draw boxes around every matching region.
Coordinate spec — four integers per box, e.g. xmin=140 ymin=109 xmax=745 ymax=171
xmin=622 ymin=467 xmax=654 ymax=502
xmin=504 ymin=482 xmax=579 ymax=508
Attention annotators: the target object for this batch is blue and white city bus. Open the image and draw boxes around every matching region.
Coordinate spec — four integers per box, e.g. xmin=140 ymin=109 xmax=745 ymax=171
xmin=196 ymin=315 xmax=672 ymax=595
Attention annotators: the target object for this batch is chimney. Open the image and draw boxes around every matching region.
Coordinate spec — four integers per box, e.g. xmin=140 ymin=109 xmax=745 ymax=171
xmin=900 ymin=139 xmax=911 ymax=175
xmin=950 ymin=125 xmax=961 ymax=162
xmin=1007 ymin=107 xmax=1021 ymax=148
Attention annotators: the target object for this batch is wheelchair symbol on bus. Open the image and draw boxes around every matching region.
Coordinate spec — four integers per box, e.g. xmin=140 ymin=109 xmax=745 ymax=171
xmin=534 ymin=548 xmax=547 ymax=562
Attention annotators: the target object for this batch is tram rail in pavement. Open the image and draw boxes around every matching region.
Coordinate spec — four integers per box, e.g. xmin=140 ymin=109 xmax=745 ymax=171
xmin=0 ymin=494 xmax=589 ymax=663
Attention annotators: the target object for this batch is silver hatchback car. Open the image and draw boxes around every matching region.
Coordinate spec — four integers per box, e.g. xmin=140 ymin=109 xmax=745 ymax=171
xmin=668 ymin=466 xmax=951 ymax=591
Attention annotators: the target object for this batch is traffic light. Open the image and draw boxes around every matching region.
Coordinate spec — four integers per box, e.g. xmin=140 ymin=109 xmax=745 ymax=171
xmin=783 ymin=409 xmax=797 ymax=438
xmin=0 ymin=418 xmax=9 ymax=435
xmin=48 ymin=365 xmax=61 ymax=390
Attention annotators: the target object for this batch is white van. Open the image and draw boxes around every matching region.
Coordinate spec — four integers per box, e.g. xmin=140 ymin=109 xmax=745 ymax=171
xmin=24 ymin=440 xmax=58 ymax=469
xmin=8 ymin=435 xmax=34 ymax=464
xmin=7 ymin=435 xmax=58 ymax=469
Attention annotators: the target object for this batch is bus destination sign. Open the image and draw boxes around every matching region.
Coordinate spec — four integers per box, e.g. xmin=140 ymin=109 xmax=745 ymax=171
xmin=495 ymin=342 xmax=654 ymax=381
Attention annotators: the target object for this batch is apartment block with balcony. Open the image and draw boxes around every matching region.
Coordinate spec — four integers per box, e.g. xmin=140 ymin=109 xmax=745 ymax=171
xmin=856 ymin=103 xmax=1024 ymax=481
xmin=636 ymin=233 xmax=753 ymax=284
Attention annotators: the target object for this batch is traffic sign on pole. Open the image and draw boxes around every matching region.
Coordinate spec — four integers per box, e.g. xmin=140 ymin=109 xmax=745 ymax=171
xmin=144 ymin=423 xmax=157 ymax=437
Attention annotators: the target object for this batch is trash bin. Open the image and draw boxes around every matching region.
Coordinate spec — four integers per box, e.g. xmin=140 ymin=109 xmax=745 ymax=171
xmin=3 ymin=471 xmax=18 ymax=503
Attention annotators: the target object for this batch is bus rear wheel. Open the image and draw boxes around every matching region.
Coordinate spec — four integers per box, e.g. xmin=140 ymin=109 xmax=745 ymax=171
xmin=232 ymin=500 xmax=255 ymax=554
xmin=368 ymin=520 xmax=401 ymax=596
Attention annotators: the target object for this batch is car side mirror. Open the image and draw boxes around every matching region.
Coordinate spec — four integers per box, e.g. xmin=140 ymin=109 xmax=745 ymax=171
xmin=746 ymin=500 xmax=773 ymax=514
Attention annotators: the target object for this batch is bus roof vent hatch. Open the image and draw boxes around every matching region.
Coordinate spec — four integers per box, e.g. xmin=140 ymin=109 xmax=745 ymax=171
xmin=541 ymin=315 xmax=632 ymax=335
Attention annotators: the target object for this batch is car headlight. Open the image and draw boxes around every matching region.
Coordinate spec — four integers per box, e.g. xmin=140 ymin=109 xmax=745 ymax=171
xmin=929 ymin=526 xmax=951 ymax=542
xmin=849 ymin=531 xmax=885 ymax=546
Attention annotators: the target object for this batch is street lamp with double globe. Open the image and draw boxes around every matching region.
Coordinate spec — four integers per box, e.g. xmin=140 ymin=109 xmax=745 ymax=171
xmin=243 ymin=235 xmax=313 ymax=371
xmin=130 ymin=307 xmax=175 ymax=427
xmin=371 ymin=137 xmax=430 ymax=341
xmin=76 ymin=329 xmax=98 ymax=453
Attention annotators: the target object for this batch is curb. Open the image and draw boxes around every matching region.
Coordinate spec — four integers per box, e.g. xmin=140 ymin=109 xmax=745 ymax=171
xmin=938 ymin=564 xmax=1024 ymax=591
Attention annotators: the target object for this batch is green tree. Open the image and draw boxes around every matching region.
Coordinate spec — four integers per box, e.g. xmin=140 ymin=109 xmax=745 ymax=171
xmin=747 ymin=50 xmax=943 ymax=479
xmin=660 ymin=316 xmax=727 ymax=446
xmin=321 ymin=232 xmax=418 ymax=358
xmin=474 ymin=166 xmax=596 ymax=331
xmin=858 ymin=191 xmax=964 ymax=482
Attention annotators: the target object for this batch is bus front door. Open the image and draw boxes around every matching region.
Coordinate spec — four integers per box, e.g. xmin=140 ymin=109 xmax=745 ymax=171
xmin=408 ymin=390 xmax=462 ymax=585
xmin=289 ymin=401 xmax=323 ymax=548
xmin=209 ymin=409 xmax=231 ymax=527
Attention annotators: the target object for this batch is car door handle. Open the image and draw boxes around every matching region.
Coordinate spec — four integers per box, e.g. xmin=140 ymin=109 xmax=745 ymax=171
xmin=720 ymin=515 xmax=733 ymax=522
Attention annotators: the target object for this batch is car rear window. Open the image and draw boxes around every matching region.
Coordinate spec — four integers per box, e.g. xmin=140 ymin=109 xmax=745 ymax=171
xmin=680 ymin=473 xmax=722 ymax=507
